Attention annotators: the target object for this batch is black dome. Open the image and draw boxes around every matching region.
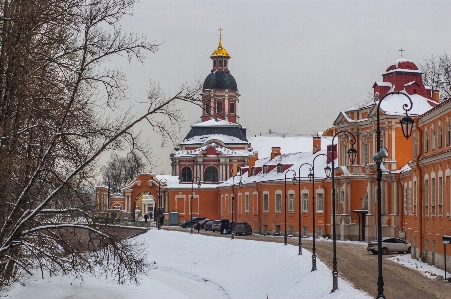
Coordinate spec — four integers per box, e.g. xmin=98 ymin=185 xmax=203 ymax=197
xmin=203 ymin=71 xmax=237 ymax=90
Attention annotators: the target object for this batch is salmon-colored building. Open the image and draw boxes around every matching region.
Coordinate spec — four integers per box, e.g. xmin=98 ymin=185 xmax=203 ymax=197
xmin=95 ymin=34 xmax=451 ymax=272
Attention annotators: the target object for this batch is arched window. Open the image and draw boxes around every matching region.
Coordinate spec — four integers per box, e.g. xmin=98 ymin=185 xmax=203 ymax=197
xmin=181 ymin=166 xmax=192 ymax=182
xmin=204 ymin=166 xmax=219 ymax=182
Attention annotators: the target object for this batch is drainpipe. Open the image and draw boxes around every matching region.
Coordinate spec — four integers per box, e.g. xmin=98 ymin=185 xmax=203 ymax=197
xmin=415 ymin=118 xmax=424 ymax=259
xmin=321 ymin=178 xmax=329 ymax=235
xmin=396 ymin=172 xmax=403 ymax=234
xmin=255 ymin=182 xmax=261 ymax=234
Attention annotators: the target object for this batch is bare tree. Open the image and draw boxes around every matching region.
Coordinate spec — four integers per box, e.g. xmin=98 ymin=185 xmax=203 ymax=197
xmin=0 ymin=0 xmax=201 ymax=289
xmin=101 ymin=152 xmax=146 ymax=193
xmin=420 ymin=54 xmax=451 ymax=102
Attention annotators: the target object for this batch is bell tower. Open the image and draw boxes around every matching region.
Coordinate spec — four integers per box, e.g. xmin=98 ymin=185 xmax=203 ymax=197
xmin=201 ymin=29 xmax=240 ymax=123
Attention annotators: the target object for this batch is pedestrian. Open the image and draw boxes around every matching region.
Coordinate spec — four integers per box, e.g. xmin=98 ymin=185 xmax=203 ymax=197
xmin=197 ymin=222 xmax=201 ymax=233
xmin=144 ymin=213 xmax=148 ymax=222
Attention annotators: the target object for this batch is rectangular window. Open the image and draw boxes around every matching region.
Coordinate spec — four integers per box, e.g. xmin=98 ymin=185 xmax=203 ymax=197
xmin=340 ymin=190 xmax=345 ymax=203
xmin=216 ymin=101 xmax=223 ymax=113
xmin=439 ymin=127 xmax=443 ymax=148
xmin=219 ymin=59 xmax=223 ymax=67
xmin=288 ymin=193 xmax=295 ymax=212
xmin=432 ymin=178 xmax=436 ymax=207
xmin=275 ymin=193 xmax=282 ymax=213
xmin=403 ymin=185 xmax=407 ymax=213
xmin=413 ymin=181 xmax=417 ymax=206
xmin=205 ymin=103 xmax=210 ymax=114
xmin=302 ymin=226 xmax=308 ymax=237
xmin=263 ymin=193 xmax=269 ymax=212
xmin=318 ymin=226 xmax=323 ymax=237
xmin=302 ymin=193 xmax=309 ymax=212
xmin=245 ymin=194 xmax=249 ymax=213
xmin=432 ymin=130 xmax=436 ymax=150
xmin=439 ymin=177 xmax=443 ymax=206
xmin=425 ymin=132 xmax=429 ymax=152
xmin=230 ymin=102 xmax=235 ymax=114
xmin=342 ymin=144 xmax=348 ymax=166
xmin=362 ymin=143 xmax=368 ymax=166
xmin=316 ymin=193 xmax=324 ymax=212
xmin=448 ymin=124 xmax=451 ymax=146
xmin=277 ymin=164 xmax=283 ymax=173
xmin=424 ymin=179 xmax=429 ymax=208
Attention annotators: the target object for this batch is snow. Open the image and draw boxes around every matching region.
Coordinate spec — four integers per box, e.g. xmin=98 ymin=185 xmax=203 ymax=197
xmin=379 ymin=92 xmax=434 ymax=116
xmin=389 ymin=254 xmax=451 ymax=280
xmin=192 ymin=119 xmax=242 ymax=127
xmin=248 ymin=135 xmax=331 ymax=159
xmin=3 ymin=229 xmax=371 ymax=299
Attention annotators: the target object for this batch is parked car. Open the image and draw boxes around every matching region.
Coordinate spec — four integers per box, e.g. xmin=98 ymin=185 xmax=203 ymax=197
xmin=198 ymin=219 xmax=212 ymax=229
xmin=180 ymin=217 xmax=205 ymax=228
xmin=367 ymin=237 xmax=411 ymax=255
xmin=211 ymin=220 xmax=221 ymax=232
xmin=234 ymin=222 xmax=252 ymax=235
xmin=204 ymin=220 xmax=214 ymax=231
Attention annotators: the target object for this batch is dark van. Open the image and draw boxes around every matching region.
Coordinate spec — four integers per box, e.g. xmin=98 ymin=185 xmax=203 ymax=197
xmin=235 ymin=222 xmax=252 ymax=235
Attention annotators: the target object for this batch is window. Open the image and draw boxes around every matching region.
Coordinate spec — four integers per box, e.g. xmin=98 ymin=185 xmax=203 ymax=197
xmin=362 ymin=143 xmax=368 ymax=166
xmin=245 ymin=194 xmax=249 ymax=213
xmin=213 ymin=60 xmax=216 ymax=67
xmin=277 ymin=164 xmax=283 ymax=173
xmin=342 ymin=144 xmax=348 ymax=166
xmin=447 ymin=124 xmax=451 ymax=146
xmin=216 ymin=101 xmax=223 ymax=113
xmin=263 ymin=165 xmax=268 ymax=174
xmin=432 ymin=177 xmax=436 ymax=207
xmin=302 ymin=226 xmax=308 ymax=237
xmin=413 ymin=181 xmax=417 ymax=206
xmin=205 ymin=103 xmax=210 ymax=115
xmin=230 ymin=102 xmax=235 ymax=114
xmin=288 ymin=226 xmax=294 ymax=235
xmin=181 ymin=166 xmax=192 ymax=182
xmin=439 ymin=127 xmax=443 ymax=148
xmin=439 ymin=176 xmax=443 ymax=206
xmin=318 ymin=226 xmax=323 ymax=237
xmin=316 ymin=192 xmax=324 ymax=212
xmin=340 ymin=190 xmax=345 ymax=203
xmin=275 ymin=225 xmax=280 ymax=234
xmin=302 ymin=193 xmax=309 ymax=212
xmin=204 ymin=166 xmax=218 ymax=182
xmin=219 ymin=59 xmax=223 ymax=67
xmin=288 ymin=193 xmax=294 ymax=212
xmin=403 ymin=185 xmax=407 ymax=213
xmin=275 ymin=193 xmax=282 ymax=213
xmin=263 ymin=193 xmax=269 ymax=212
xmin=224 ymin=60 xmax=227 ymax=67
xmin=432 ymin=130 xmax=436 ymax=150
xmin=425 ymin=131 xmax=429 ymax=152
xmin=424 ymin=179 xmax=429 ymax=208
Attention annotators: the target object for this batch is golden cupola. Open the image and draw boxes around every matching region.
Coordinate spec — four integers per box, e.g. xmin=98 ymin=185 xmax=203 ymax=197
xmin=210 ymin=28 xmax=230 ymax=58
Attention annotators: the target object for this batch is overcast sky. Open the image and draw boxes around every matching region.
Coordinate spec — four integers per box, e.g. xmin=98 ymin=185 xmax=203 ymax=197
xmin=113 ymin=0 xmax=451 ymax=174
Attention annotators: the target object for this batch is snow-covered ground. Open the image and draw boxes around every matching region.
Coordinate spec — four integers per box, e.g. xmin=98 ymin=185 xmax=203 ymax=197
xmin=2 ymin=229 xmax=372 ymax=299
xmin=389 ymin=254 xmax=451 ymax=280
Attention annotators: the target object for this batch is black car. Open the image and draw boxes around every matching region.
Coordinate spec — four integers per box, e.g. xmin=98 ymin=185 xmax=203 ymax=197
xmin=180 ymin=217 xmax=205 ymax=228
xmin=204 ymin=220 xmax=214 ymax=231
xmin=235 ymin=222 xmax=252 ymax=235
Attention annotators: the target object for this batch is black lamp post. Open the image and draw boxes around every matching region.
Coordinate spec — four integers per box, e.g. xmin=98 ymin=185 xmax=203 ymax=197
xmin=294 ymin=162 xmax=312 ymax=255
xmin=373 ymin=91 xmax=413 ymax=299
xmin=230 ymin=174 xmax=242 ymax=240
xmin=330 ymin=131 xmax=357 ymax=292
xmin=284 ymin=169 xmax=297 ymax=245
xmin=191 ymin=176 xmax=201 ymax=234
xmin=309 ymin=153 xmax=330 ymax=271
xmin=157 ymin=178 xmax=167 ymax=230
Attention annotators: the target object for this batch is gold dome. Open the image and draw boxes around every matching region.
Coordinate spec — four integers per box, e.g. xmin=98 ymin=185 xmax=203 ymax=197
xmin=211 ymin=28 xmax=230 ymax=58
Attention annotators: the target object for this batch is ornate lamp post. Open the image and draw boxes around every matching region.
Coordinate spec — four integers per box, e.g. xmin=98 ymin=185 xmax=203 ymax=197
xmin=309 ymin=153 xmax=331 ymax=271
xmin=284 ymin=169 xmax=297 ymax=245
xmin=373 ymin=91 xmax=413 ymax=299
xmin=294 ymin=162 xmax=312 ymax=255
xmin=157 ymin=177 xmax=167 ymax=230
xmin=191 ymin=176 xmax=201 ymax=234
xmin=330 ymin=131 xmax=357 ymax=292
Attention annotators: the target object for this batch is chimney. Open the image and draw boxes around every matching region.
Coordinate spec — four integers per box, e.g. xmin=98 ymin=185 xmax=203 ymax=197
xmin=270 ymin=147 xmax=281 ymax=159
xmin=313 ymin=136 xmax=321 ymax=154
xmin=248 ymin=152 xmax=258 ymax=169
xmin=432 ymin=90 xmax=440 ymax=103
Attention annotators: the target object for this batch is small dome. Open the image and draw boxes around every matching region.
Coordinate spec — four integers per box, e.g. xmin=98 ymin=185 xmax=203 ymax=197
xmin=386 ymin=58 xmax=419 ymax=72
xmin=203 ymin=71 xmax=237 ymax=90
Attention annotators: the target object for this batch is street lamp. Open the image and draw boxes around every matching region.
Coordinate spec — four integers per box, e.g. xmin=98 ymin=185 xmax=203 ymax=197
xmin=230 ymin=174 xmax=242 ymax=240
xmin=284 ymin=169 xmax=297 ymax=245
xmin=191 ymin=176 xmax=201 ymax=234
xmin=309 ymin=153 xmax=330 ymax=271
xmin=330 ymin=131 xmax=357 ymax=292
xmin=293 ymin=162 xmax=312 ymax=255
xmin=373 ymin=91 xmax=413 ymax=299
xmin=157 ymin=177 xmax=167 ymax=230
